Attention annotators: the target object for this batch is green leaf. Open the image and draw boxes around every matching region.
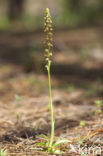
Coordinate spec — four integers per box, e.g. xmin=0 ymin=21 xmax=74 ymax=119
xmin=40 ymin=134 xmax=49 ymax=141
xmin=53 ymin=139 xmax=71 ymax=148
xmin=0 ymin=149 xmax=7 ymax=156
xmin=15 ymin=94 xmax=22 ymax=101
xmin=80 ymin=121 xmax=86 ymax=127
xmin=36 ymin=142 xmax=46 ymax=146
xmin=54 ymin=150 xmax=65 ymax=154
xmin=79 ymin=136 xmax=87 ymax=145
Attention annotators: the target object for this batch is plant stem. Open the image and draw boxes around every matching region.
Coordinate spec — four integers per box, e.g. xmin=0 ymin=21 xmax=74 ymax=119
xmin=47 ymin=61 xmax=54 ymax=147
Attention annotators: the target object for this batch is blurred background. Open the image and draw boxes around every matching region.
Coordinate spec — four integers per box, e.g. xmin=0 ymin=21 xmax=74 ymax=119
xmin=0 ymin=0 xmax=103 ymax=100
xmin=0 ymin=1 xmax=103 ymax=152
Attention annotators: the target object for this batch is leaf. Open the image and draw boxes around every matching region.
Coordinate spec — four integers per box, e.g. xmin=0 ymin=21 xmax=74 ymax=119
xmin=36 ymin=142 xmax=46 ymax=146
xmin=40 ymin=134 xmax=49 ymax=142
xmin=79 ymin=136 xmax=87 ymax=145
xmin=0 ymin=149 xmax=7 ymax=156
xmin=54 ymin=150 xmax=65 ymax=154
xmin=15 ymin=94 xmax=22 ymax=101
xmin=53 ymin=139 xmax=71 ymax=148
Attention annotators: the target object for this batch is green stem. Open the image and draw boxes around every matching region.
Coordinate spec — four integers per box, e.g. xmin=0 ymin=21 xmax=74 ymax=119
xmin=47 ymin=61 xmax=54 ymax=147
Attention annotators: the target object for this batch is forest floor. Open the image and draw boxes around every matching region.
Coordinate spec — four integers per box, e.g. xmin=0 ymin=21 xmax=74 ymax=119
xmin=0 ymin=27 xmax=103 ymax=155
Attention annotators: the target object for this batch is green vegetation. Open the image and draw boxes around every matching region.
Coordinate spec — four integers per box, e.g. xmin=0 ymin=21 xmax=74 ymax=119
xmin=22 ymin=15 xmax=43 ymax=30
xmin=0 ymin=149 xmax=7 ymax=156
xmin=15 ymin=94 xmax=22 ymax=102
xmin=80 ymin=121 xmax=86 ymax=127
xmin=95 ymin=100 xmax=103 ymax=114
xmin=85 ymin=84 xmax=101 ymax=97
xmin=78 ymin=136 xmax=87 ymax=146
xmin=0 ymin=1 xmax=103 ymax=31
xmin=0 ymin=16 xmax=11 ymax=30
xmin=36 ymin=134 xmax=71 ymax=154
xmin=58 ymin=0 xmax=103 ymax=28
xmin=91 ymin=100 xmax=103 ymax=115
